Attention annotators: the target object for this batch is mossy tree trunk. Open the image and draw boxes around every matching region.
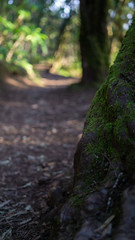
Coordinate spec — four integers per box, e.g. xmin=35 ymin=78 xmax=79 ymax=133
xmin=57 ymin=15 xmax=135 ymax=240
xmin=75 ymin=15 xmax=135 ymax=183
xmin=80 ymin=0 xmax=109 ymax=85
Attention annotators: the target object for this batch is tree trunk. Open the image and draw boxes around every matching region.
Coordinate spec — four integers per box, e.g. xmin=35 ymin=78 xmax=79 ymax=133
xmin=57 ymin=15 xmax=135 ymax=240
xmin=80 ymin=0 xmax=109 ymax=85
xmin=54 ymin=15 xmax=72 ymax=56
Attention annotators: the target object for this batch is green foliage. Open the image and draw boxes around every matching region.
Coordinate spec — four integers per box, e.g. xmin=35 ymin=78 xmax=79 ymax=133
xmin=108 ymin=0 xmax=135 ymax=64
xmin=0 ymin=0 xmax=133 ymax=80
xmin=0 ymin=6 xmax=47 ymax=78
xmin=50 ymin=13 xmax=81 ymax=77
xmin=18 ymin=9 xmax=31 ymax=20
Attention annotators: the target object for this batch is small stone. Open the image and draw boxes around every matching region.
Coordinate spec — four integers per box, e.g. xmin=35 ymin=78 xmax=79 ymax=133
xmin=52 ymin=128 xmax=58 ymax=133
xmin=0 ymin=160 xmax=10 ymax=165
xmin=40 ymin=142 xmax=46 ymax=147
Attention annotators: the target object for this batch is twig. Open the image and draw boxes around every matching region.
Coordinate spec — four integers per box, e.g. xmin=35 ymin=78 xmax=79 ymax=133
xmin=0 ymin=200 xmax=11 ymax=208
xmin=95 ymin=215 xmax=115 ymax=233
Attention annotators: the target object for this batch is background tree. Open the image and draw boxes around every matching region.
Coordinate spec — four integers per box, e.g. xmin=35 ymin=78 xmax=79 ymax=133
xmin=79 ymin=0 xmax=109 ymax=85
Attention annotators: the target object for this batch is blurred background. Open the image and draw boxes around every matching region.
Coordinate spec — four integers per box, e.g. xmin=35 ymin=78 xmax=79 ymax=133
xmin=0 ymin=2 xmax=134 ymax=239
xmin=0 ymin=0 xmax=134 ymax=84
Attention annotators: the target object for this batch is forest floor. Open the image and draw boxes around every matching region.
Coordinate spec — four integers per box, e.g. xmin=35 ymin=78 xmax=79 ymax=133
xmin=0 ymin=65 xmax=96 ymax=240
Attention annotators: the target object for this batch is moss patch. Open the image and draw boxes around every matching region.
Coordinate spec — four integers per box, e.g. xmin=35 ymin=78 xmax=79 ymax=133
xmin=74 ymin=17 xmax=135 ymax=187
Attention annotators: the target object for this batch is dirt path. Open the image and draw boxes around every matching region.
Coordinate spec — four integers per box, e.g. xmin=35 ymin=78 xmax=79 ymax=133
xmin=0 ymin=70 xmax=95 ymax=240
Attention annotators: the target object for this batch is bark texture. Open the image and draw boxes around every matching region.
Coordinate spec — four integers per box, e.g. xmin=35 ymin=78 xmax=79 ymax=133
xmin=80 ymin=0 xmax=109 ymax=85
xmin=57 ymin=16 xmax=135 ymax=240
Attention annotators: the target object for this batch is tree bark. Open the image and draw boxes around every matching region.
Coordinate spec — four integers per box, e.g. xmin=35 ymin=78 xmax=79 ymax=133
xmin=57 ymin=15 xmax=135 ymax=240
xmin=54 ymin=15 xmax=72 ymax=56
xmin=80 ymin=0 xmax=109 ymax=85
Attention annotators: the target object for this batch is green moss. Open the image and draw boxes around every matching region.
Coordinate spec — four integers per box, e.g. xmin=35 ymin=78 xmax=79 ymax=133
xmin=79 ymin=17 xmax=135 ymax=180
xmin=73 ymin=18 xmax=135 ymax=212
xmin=73 ymin=153 xmax=110 ymax=207
xmin=71 ymin=194 xmax=86 ymax=207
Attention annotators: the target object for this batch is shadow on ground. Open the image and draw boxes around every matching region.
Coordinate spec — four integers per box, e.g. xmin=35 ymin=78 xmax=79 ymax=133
xmin=0 ymin=67 xmax=96 ymax=239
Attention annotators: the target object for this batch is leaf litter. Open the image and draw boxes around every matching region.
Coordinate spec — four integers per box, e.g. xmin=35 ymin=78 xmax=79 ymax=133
xmin=0 ymin=70 xmax=95 ymax=239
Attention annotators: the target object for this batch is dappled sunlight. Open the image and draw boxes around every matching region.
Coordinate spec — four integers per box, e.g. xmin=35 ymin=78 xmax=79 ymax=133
xmin=5 ymin=70 xmax=80 ymax=89
xmin=0 ymin=66 xmax=95 ymax=240
xmin=0 ymin=82 xmax=95 ymax=179
xmin=0 ymin=0 xmax=134 ymax=238
xmin=5 ymin=76 xmax=47 ymax=89
xmin=0 ymin=117 xmax=83 ymax=147
xmin=36 ymin=63 xmax=80 ymax=88
xmin=0 ymin=85 xmax=94 ymax=225
xmin=5 ymin=77 xmax=28 ymax=89
xmin=41 ymin=76 xmax=80 ymax=88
